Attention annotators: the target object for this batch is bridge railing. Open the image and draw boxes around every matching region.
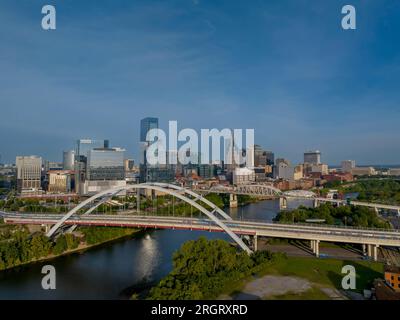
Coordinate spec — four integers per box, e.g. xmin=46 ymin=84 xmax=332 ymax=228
xmin=4 ymin=210 xmax=399 ymax=234
xmin=232 ymin=217 xmax=399 ymax=233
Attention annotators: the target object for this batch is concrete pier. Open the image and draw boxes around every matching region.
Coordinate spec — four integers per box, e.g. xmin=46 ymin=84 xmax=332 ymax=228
xmin=229 ymin=194 xmax=238 ymax=208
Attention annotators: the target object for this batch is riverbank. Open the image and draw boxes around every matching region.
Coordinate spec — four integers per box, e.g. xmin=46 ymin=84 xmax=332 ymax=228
xmin=0 ymin=227 xmax=142 ymax=272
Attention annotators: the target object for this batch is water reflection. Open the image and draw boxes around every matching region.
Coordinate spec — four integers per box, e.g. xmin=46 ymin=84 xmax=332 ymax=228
xmin=135 ymin=233 xmax=160 ymax=282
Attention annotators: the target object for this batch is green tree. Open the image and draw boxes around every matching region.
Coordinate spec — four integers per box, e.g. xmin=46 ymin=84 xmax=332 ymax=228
xmin=52 ymin=235 xmax=67 ymax=255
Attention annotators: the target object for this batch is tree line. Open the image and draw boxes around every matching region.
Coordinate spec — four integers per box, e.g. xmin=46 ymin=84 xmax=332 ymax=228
xmin=0 ymin=230 xmax=79 ymax=270
xmin=0 ymin=224 xmax=137 ymax=271
xmin=274 ymin=203 xmax=391 ymax=229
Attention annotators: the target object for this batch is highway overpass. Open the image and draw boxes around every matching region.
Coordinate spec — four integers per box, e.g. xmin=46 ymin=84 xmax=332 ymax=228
xmin=3 ymin=212 xmax=400 ymax=261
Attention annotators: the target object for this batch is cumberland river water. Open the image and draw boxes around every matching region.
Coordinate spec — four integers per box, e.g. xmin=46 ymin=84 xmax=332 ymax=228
xmin=0 ymin=198 xmax=312 ymax=299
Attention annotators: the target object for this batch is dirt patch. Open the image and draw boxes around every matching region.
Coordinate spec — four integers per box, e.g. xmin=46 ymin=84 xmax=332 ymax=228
xmin=233 ymin=275 xmax=311 ymax=299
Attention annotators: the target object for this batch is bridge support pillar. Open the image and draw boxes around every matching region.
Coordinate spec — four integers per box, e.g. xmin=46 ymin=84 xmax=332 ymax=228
xmin=313 ymin=199 xmax=320 ymax=208
xmin=367 ymin=244 xmax=372 ymax=258
xmin=279 ymin=197 xmax=287 ymax=210
xmin=254 ymin=235 xmax=258 ymax=251
xmin=362 ymin=244 xmax=367 ymax=256
xmin=374 ymin=207 xmax=379 ymax=214
xmin=373 ymin=245 xmax=379 ymax=262
xmin=314 ymin=240 xmax=319 ymax=258
xmin=311 ymin=240 xmax=314 ymax=253
xmin=136 ymin=190 xmax=141 ymax=213
xmin=397 ymin=209 xmax=400 ymax=217
xmin=229 ymin=194 xmax=238 ymax=208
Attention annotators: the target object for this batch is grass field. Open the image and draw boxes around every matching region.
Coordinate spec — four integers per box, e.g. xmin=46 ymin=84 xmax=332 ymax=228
xmin=258 ymin=256 xmax=383 ymax=294
xmin=222 ymin=255 xmax=384 ymax=300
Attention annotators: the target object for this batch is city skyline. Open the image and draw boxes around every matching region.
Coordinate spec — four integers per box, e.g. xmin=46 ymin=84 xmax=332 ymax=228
xmin=1 ymin=1 xmax=400 ymax=164
xmin=2 ymin=127 xmax=399 ymax=167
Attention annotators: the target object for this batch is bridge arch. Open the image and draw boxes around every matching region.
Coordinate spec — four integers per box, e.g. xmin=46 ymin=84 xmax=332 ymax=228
xmin=234 ymin=184 xmax=282 ymax=197
xmin=46 ymin=183 xmax=252 ymax=254
xmin=66 ymin=182 xmax=233 ymax=233
xmin=143 ymin=182 xmax=232 ymax=220
xmin=203 ymin=184 xmax=282 ymax=197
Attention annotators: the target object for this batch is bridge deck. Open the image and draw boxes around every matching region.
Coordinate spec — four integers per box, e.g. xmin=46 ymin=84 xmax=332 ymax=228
xmin=3 ymin=212 xmax=400 ymax=247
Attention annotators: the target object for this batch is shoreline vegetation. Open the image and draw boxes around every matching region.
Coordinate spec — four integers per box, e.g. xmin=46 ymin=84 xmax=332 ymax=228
xmin=322 ymin=178 xmax=400 ymax=205
xmin=274 ymin=203 xmax=391 ymax=229
xmin=0 ymin=220 xmax=140 ymax=272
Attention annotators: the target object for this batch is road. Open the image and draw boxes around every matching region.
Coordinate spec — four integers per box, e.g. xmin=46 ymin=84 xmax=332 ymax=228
xmin=3 ymin=212 xmax=400 ymax=249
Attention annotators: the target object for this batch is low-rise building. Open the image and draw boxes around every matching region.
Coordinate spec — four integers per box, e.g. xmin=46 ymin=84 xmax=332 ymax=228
xmin=323 ymin=172 xmax=353 ymax=183
xmin=274 ymin=159 xmax=298 ymax=180
xmin=351 ymin=167 xmax=376 ymax=176
xmin=233 ymin=167 xmax=255 ymax=185
xmin=294 ymin=164 xmax=304 ymax=180
xmin=385 ymin=266 xmax=400 ymax=292
xmin=311 ymin=163 xmax=329 ymax=175
xmin=388 ymin=168 xmax=400 ymax=176
xmin=341 ymin=160 xmax=356 ymax=173
xmin=47 ymin=170 xmax=73 ymax=193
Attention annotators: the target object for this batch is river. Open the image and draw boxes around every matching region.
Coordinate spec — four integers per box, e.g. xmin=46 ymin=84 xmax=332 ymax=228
xmin=0 ymin=198 xmax=312 ymax=299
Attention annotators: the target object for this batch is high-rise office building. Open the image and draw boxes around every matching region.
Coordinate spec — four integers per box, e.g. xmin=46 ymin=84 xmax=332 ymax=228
xmin=76 ymin=139 xmax=109 ymax=158
xmin=124 ymin=159 xmax=135 ymax=172
xmin=341 ymin=160 xmax=356 ymax=173
xmin=140 ymin=117 xmax=159 ymax=142
xmin=198 ymin=164 xmax=214 ymax=179
xmin=274 ymin=158 xmax=293 ymax=180
xmin=87 ymin=148 xmax=125 ymax=181
xmin=74 ymin=139 xmax=118 ymax=195
xmin=265 ymin=151 xmax=275 ymax=166
xmin=304 ymin=150 xmax=321 ymax=165
xmin=16 ymin=156 xmax=42 ymax=195
xmin=254 ymin=145 xmax=274 ymax=167
xmin=140 ymin=117 xmax=171 ymax=183
xmin=43 ymin=160 xmax=63 ymax=172
xmin=80 ymin=147 xmax=126 ymax=195
xmin=63 ymin=150 xmax=75 ymax=170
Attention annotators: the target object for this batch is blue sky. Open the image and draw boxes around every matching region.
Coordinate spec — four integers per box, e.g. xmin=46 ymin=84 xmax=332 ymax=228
xmin=0 ymin=0 xmax=399 ymax=165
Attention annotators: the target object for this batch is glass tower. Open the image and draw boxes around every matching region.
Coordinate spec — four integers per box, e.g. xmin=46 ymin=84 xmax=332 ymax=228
xmin=140 ymin=117 xmax=159 ymax=142
xmin=87 ymin=148 xmax=125 ymax=181
xmin=76 ymin=139 xmax=109 ymax=158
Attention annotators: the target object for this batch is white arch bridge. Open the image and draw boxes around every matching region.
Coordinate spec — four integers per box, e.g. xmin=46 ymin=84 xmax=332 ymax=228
xmin=3 ymin=183 xmax=400 ymax=260
xmin=44 ymin=183 xmax=253 ymax=254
